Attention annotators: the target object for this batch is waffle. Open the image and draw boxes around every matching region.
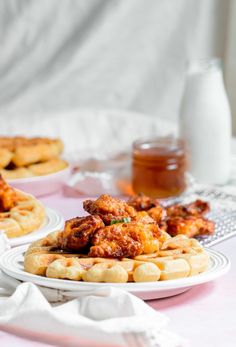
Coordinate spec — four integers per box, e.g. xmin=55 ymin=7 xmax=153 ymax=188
xmin=24 ymin=232 xmax=210 ymax=282
xmin=0 ymin=136 xmax=68 ymax=179
xmin=0 ymin=136 xmax=63 ymax=153
xmin=0 ymin=189 xmax=45 ymax=238
xmin=27 ymin=158 xmax=68 ymax=176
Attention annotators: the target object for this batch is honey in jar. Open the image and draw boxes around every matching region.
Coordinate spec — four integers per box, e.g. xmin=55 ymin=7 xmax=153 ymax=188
xmin=132 ymin=137 xmax=188 ymax=198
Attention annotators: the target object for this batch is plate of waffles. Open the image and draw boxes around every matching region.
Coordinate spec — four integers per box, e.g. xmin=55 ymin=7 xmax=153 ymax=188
xmin=0 ymin=176 xmax=64 ymax=246
xmin=0 ymin=136 xmax=70 ymax=196
xmin=0 ymin=193 xmax=230 ymax=299
xmin=0 ymin=242 xmax=230 ymax=300
xmin=8 ymin=165 xmax=71 ymax=197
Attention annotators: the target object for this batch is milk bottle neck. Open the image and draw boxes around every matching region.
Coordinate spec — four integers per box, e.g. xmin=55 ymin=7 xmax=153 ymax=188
xmin=185 ymin=59 xmax=225 ymax=95
xmin=187 ymin=58 xmax=222 ymax=74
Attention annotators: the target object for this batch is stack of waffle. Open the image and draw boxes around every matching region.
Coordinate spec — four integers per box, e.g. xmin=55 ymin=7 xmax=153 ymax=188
xmin=0 ymin=136 xmax=68 ymax=179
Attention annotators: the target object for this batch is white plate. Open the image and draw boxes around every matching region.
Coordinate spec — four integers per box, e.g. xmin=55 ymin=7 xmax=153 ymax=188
xmin=7 ymin=166 xmax=71 ymax=197
xmin=0 ymin=247 xmax=230 ymax=300
xmin=8 ymin=208 xmax=64 ymax=247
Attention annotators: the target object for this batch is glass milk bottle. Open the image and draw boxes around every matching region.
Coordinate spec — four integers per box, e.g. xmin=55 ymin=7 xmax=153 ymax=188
xmin=179 ymin=59 xmax=232 ymax=184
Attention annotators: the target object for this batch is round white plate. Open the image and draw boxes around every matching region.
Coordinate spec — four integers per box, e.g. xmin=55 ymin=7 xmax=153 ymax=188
xmin=0 ymin=247 xmax=230 ymax=300
xmin=7 ymin=166 xmax=71 ymax=197
xmin=8 ymin=208 xmax=64 ymax=247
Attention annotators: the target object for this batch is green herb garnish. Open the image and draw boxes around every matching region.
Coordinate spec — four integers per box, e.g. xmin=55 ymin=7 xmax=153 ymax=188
xmin=110 ymin=217 xmax=131 ymax=225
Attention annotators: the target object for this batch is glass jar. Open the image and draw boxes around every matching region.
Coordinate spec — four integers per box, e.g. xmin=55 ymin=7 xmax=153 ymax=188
xmin=132 ymin=137 xmax=188 ymax=198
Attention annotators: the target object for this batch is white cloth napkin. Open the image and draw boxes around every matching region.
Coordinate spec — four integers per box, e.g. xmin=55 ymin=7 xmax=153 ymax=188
xmin=0 ymin=282 xmax=186 ymax=347
xmin=0 ymin=234 xmax=186 ymax=347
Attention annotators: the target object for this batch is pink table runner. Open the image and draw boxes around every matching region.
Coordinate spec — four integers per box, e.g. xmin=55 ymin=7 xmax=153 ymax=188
xmin=1 ymin=190 xmax=235 ymax=347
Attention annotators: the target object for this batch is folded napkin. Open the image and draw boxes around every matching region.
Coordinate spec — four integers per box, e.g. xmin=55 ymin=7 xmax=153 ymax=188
xmin=0 ymin=282 xmax=186 ymax=347
xmin=0 ymin=234 xmax=186 ymax=347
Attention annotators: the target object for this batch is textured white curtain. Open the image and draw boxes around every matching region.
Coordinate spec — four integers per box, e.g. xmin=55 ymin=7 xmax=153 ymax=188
xmin=0 ymin=0 xmax=232 ymax=131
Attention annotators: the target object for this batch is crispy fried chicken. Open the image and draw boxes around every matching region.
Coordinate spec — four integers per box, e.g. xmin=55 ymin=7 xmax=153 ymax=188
xmin=166 ymin=199 xmax=210 ymax=218
xmin=89 ymin=222 xmax=161 ymax=258
xmin=58 ymin=215 xmax=104 ymax=251
xmin=0 ymin=175 xmax=17 ymax=212
xmin=58 ymin=215 xmax=161 ymax=258
xmin=58 ymin=194 xmax=214 ymax=257
xmin=127 ymin=194 xmax=166 ymax=223
xmin=83 ymin=194 xmax=136 ymax=225
xmin=147 ymin=206 xmax=167 ymax=223
xmin=165 ymin=199 xmax=214 ymax=237
xmin=127 ymin=194 xmax=159 ymax=211
xmin=166 ymin=216 xmax=215 ymax=238
xmin=132 ymin=211 xmax=156 ymax=224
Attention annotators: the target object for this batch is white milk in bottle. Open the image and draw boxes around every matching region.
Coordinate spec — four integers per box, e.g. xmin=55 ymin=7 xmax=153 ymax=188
xmin=179 ymin=59 xmax=232 ymax=184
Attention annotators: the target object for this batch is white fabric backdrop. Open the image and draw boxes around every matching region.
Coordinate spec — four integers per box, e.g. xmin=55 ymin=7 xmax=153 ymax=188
xmin=0 ymin=109 xmax=176 ymax=154
xmin=0 ymin=0 xmax=230 ymax=127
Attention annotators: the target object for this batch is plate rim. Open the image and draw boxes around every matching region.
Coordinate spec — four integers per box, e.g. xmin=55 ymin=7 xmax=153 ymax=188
xmin=0 ymin=246 xmax=230 ymax=293
xmin=6 ymin=165 xmax=71 ymax=184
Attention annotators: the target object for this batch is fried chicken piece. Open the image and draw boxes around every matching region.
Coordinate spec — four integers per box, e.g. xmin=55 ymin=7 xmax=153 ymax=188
xmin=132 ymin=211 xmax=156 ymax=224
xmin=166 ymin=216 xmax=215 ymax=238
xmin=147 ymin=206 xmax=167 ymax=223
xmin=58 ymin=215 xmax=104 ymax=251
xmin=127 ymin=194 xmax=166 ymax=223
xmin=166 ymin=199 xmax=210 ymax=218
xmin=0 ymin=175 xmax=18 ymax=212
xmin=83 ymin=194 xmax=136 ymax=225
xmin=89 ymin=222 xmax=161 ymax=258
xmin=127 ymin=194 xmax=159 ymax=211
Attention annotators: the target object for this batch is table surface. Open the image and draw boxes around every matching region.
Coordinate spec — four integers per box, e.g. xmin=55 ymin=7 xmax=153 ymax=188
xmin=1 ymin=190 xmax=236 ymax=347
